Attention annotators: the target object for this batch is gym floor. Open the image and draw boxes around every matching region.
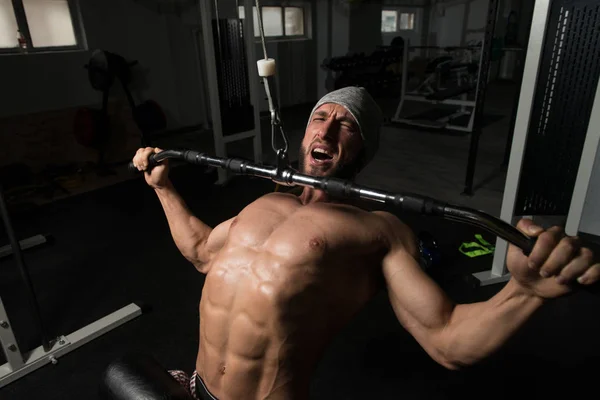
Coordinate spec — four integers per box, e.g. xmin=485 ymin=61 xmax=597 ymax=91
xmin=1 ymin=83 xmax=600 ymax=400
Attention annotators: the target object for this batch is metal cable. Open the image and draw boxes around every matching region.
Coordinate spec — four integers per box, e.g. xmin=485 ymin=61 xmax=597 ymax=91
xmin=254 ymin=0 xmax=268 ymax=59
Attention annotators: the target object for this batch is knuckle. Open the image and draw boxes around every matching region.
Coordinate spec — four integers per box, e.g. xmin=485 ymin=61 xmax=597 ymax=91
xmin=536 ymin=232 xmax=555 ymax=249
xmin=541 ymin=266 xmax=558 ymax=276
xmin=561 ymin=238 xmax=577 ymax=254
xmin=560 ymin=267 xmax=577 ymax=280
xmin=580 ymin=247 xmax=595 ymax=263
xmin=559 ymin=273 xmax=574 ymax=282
xmin=517 ymin=218 xmax=530 ymax=229
xmin=538 ymin=231 xmax=552 ymax=242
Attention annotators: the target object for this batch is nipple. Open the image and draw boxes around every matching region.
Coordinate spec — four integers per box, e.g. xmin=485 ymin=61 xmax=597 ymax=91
xmin=309 ymin=237 xmax=324 ymax=249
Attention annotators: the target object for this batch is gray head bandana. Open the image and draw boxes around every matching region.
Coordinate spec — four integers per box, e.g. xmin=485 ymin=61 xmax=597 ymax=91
xmin=307 ymin=86 xmax=383 ymax=168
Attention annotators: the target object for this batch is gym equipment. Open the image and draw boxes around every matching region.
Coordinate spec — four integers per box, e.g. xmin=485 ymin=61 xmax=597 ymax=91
xmin=0 ymin=234 xmax=48 ymax=259
xmin=0 ymin=181 xmax=142 ymax=388
xmin=459 ymin=234 xmax=495 ymax=259
xmin=476 ymin=0 xmax=600 ymax=286
xmin=100 ymin=354 xmax=193 ymax=400
xmin=392 ymin=42 xmax=482 ymax=133
xmin=253 ymin=0 xmax=289 ymax=172
xmin=321 ymin=38 xmax=405 ymax=97
xmin=129 ymin=150 xmax=600 ymax=296
xmin=75 ymin=50 xmax=114 ymax=175
xmin=80 ymin=50 xmax=167 ymax=151
xmin=0 ymin=165 xmax=50 ymax=259
xmin=462 ymin=0 xmax=501 ymax=196
xmin=128 ymin=149 xmax=536 ymax=255
xmin=199 ymin=0 xmax=263 ymax=184
xmin=417 ymin=231 xmax=441 ymax=270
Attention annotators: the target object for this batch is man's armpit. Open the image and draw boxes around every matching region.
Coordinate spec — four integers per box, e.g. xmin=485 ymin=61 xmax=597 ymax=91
xmin=373 ymin=211 xmax=420 ymax=257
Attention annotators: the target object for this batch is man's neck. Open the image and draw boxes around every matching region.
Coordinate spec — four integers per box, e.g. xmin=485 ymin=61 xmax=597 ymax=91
xmin=299 ymin=187 xmax=330 ymax=205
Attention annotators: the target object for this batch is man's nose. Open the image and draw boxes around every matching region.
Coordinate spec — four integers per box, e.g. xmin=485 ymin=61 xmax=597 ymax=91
xmin=317 ymin=119 xmax=338 ymax=141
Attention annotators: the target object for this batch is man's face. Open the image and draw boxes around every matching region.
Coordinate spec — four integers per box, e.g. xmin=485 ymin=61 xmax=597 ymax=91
xmin=299 ymin=103 xmax=364 ymax=178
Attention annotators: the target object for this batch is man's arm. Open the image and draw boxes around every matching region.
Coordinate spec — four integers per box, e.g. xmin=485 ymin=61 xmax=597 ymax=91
xmin=155 ymin=180 xmax=231 ymax=273
xmin=377 ymin=214 xmax=544 ymax=370
xmin=133 ymin=147 xmax=231 ymax=273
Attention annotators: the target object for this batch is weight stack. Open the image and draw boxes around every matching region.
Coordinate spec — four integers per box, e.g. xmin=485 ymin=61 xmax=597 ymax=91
xmin=212 ymin=18 xmax=255 ymax=136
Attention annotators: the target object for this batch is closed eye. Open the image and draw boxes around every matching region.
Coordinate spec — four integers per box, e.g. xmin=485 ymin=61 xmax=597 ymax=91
xmin=342 ymin=124 xmax=357 ymax=133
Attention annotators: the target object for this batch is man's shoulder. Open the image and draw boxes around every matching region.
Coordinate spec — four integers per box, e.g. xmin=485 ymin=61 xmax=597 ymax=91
xmin=371 ymin=210 xmax=416 ymax=246
xmin=248 ymin=191 xmax=300 ymax=209
xmin=371 ymin=210 xmax=402 ymax=225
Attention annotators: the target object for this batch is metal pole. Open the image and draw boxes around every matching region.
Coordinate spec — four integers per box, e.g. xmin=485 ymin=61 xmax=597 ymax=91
xmin=503 ymin=50 xmax=527 ymax=167
xmin=200 ymin=0 xmax=227 ymax=183
xmin=566 ymin=74 xmax=600 ymax=236
xmin=243 ymin=0 xmax=264 ymax=165
xmin=0 ymin=185 xmax=52 ymax=352
xmin=462 ymin=0 xmax=500 ymax=196
xmin=475 ymin=0 xmax=553 ymax=286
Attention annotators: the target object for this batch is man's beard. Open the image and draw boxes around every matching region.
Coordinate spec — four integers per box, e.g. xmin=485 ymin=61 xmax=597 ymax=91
xmin=298 ymin=144 xmax=360 ymax=180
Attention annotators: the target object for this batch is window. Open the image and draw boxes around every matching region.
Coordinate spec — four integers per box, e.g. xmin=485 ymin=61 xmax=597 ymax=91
xmin=0 ymin=0 xmax=85 ymax=54
xmin=285 ymin=7 xmax=304 ymax=36
xmin=381 ymin=10 xmax=397 ymax=33
xmin=399 ymin=13 xmax=415 ymax=30
xmin=262 ymin=7 xmax=283 ymax=36
xmin=238 ymin=5 xmax=306 ymax=39
xmin=381 ymin=10 xmax=415 ymax=32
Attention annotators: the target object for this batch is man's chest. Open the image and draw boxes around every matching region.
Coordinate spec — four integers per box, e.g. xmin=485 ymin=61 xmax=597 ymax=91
xmin=226 ymin=196 xmax=388 ymax=263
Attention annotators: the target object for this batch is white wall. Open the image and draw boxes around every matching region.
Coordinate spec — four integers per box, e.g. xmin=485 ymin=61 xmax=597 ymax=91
xmin=439 ymin=2 xmax=468 ymax=47
xmin=0 ymin=0 xmax=206 ymax=128
xmin=427 ymin=0 xmax=525 ymax=47
xmin=428 ymin=0 xmax=488 ymax=47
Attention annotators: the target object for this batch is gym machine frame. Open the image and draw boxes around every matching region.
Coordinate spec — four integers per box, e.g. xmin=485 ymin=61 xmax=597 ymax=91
xmin=566 ymin=83 xmax=600 ymax=237
xmin=0 ymin=184 xmax=141 ymax=388
xmin=0 ymin=234 xmax=47 ymax=260
xmin=476 ymin=0 xmax=600 ymax=286
xmin=392 ymin=41 xmax=481 ymax=133
xmin=199 ymin=0 xmax=263 ymax=185
xmin=462 ymin=0 xmax=500 ymax=197
xmin=476 ymin=0 xmax=551 ymax=286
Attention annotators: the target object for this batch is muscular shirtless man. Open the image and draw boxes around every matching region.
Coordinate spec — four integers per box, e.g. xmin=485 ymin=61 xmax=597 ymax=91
xmin=132 ymin=87 xmax=599 ymax=400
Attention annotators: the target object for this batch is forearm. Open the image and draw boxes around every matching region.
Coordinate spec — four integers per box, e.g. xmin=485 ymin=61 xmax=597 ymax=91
xmin=154 ymin=180 xmax=213 ymax=264
xmin=442 ymin=278 xmax=544 ymax=368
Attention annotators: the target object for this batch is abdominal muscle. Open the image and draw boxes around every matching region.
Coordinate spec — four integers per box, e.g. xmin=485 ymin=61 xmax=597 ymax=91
xmin=194 ymin=195 xmax=386 ymax=399
xmin=196 ymin=249 xmax=380 ymax=399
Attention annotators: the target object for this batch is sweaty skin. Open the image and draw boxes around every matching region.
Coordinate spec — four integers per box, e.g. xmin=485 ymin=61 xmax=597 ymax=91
xmin=196 ymin=193 xmax=405 ymax=399
xmin=133 ymin=100 xmax=600 ymax=400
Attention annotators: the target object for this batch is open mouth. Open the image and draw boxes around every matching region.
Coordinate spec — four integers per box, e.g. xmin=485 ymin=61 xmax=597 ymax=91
xmin=311 ymin=148 xmax=335 ymax=163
